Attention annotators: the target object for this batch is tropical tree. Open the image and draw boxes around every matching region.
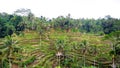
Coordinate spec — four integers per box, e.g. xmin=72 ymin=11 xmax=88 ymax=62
xmin=80 ymin=40 xmax=89 ymax=67
xmin=71 ymin=40 xmax=90 ymax=67
xmin=89 ymin=45 xmax=98 ymax=67
xmin=2 ymin=35 xmax=18 ymax=68
xmin=104 ymin=31 xmax=120 ymax=68
xmin=33 ymin=39 xmax=70 ymax=68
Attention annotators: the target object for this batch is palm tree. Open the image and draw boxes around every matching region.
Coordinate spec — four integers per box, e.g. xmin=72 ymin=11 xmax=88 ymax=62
xmin=3 ymin=35 xmax=18 ymax=68
xmin=70 ymin=40 xmax=90 ymax=67
xmin=89 ymin=45 xmax=98 ymax=67
xmin=104 ymin=31 xmax=120 ymax=68
xmin=93 ymin=46 xmax=97 ymax=67
xmin=33 ymin=39 xmax=66 ymax=68
xmin=0 ymin=47 xmax=9 ymax=68
xmin=80 ymin=40 xmax=89 ymax=67
xmin=54 ymin=39 xmax=66 ymax=67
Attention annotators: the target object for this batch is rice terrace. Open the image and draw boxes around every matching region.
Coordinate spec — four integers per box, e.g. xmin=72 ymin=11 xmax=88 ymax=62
xmin=0 ymin=0 xmax=120 ymax=67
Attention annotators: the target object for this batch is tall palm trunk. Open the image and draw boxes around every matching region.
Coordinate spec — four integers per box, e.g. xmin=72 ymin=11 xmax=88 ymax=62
xmin=9 ymin=47 xmax=12 ymax=68
xmin=9 ymin=58 xmax=11 ymax=68
xmin=112 ymin=43 xmax=116 ymax=68
xmin=59 ymin=56 xmax=60 ymax=67
xmin=94 ymin=53 xmax=97 ymax=68
xmin=94 ymin=59 xmax=95 ymax=67
xmin=83 ymin=54 xmax=86 ymax=67
xmin=112 ymin=55 xmax=116 ymax=68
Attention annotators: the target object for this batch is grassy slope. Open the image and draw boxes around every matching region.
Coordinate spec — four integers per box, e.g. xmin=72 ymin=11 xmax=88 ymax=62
xmin=0 ymin=29 xmax=112 ymax=67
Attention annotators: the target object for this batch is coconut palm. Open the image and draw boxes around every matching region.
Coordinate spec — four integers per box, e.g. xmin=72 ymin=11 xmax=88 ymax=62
xmin=0 ymin=47 xmax=9 ymax=68
xmin=89 ymin=45 xmax=98 ymax=67
xmin=33 ymin=39 xmax=67 ymax=68
xmin=80 ymin=40 xmax=89 ymax=67
xmin=3 ymin=35 xmax=18 ymax=68
xmin=104 ymin=31 xmax=120 ymax=68
xmin=71 ymin=40 xmax=89 ymax=67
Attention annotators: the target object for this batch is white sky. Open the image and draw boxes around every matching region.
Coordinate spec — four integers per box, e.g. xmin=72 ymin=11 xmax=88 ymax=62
xmin=0 ymin=0 xmax=120 ymax=19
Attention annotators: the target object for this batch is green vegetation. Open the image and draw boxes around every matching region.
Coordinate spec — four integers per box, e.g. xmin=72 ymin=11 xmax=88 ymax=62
xmin=0 ymin=9 xmax=120 ymax=68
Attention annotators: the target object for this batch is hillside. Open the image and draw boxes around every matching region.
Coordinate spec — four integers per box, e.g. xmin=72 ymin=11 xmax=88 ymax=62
xmin=1 ymin=29 xmax=119 ymax=68
xmin=0 ymin=11 xmax=120 ymax=68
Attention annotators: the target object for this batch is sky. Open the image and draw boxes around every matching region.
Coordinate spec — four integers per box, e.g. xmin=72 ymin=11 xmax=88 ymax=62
xmin=0 ymin=0 xmax=120 ymax=19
